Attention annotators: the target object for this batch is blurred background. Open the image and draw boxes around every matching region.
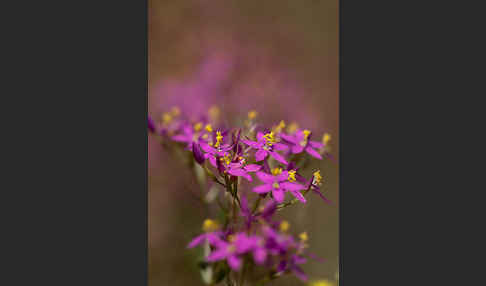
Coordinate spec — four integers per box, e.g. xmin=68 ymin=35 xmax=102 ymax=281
xmin=148 ymin=0 xmax=338 ymax=285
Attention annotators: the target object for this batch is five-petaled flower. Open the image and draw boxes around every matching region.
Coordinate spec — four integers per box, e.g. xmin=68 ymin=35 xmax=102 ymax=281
xmin=253 ymin=168 xmax=307 ymax=203
xmin=242 ymin=131 xmax=289 ymax=165
xmin=280 ymin=129 xmax=324 ymax=159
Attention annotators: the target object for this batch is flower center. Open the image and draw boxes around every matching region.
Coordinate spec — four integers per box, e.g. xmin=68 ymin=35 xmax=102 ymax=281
xmin=193 ymin=122 xmax=203 ymax=132
xmin=214 ymin=131 xmax=223 ymax=148
xmin=300 ymin=129 xmax=311 ymax=146
xmin=271 ymin=168 xmax=282 ymax=176
xmin=273 ymin=182 xmax=280 ymax=189
xmin=288 ymin=170 xmax=297 ymax=182
xmin=322 ymin=133 xmax=331 ymax=145
xmin=205 ymin=124 xmax=213 ymax=133
xmin=202 ymin=219 xmax=219 ymax=232
xmin=313 ymin=170 xmax=322 ymax=186
xmin=279 ymin=220 xmax=290 ymax=232
xmin=263 ymin=132 xmax=276 ymax=146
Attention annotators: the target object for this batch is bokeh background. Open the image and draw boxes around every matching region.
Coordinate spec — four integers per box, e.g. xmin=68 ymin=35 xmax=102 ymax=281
xmin=148 ymin=0 xmax=338 ymax=285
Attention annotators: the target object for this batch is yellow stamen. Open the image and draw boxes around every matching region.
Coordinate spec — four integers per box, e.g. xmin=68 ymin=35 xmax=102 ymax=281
xmin=248 ymin=110 xmax=258 ymax=120
xmin=227 ymin=235 xmax=235 ymax=243
xmin=287 ymin=122 xmax=299 ymax=134
xmin=273 ymin=120 xmax=286 ymax=133
xmin=202 ymin=134 xmax=209 ymax=140
xmin=205 ymin=124 xmax=213 ymax=133
xmin=271 ymin=167 xmax=282 ymax=176
xmin=303 ymin=129 xmax=311 ymax=139
xmin=313 ymin=170 xmax=323 ymax=186
xmin=288 ymin=170 xmax=297 ymax=182
xmin=170 ymin=106 xmax=180 ymax=117
xmin=279 ymin=220 xmax=290 ymax=232
xmin=215 ymin=131 xmax=223 ymax=148
xmin=193 ymin=122 xmax=203 ymax=132
xmin=220 ymin=154 xmax=231 ymax=165
xmin=162 ymin=113 xmax=172 ymax=125
xmin=202 ymin=219 xmax=219 ymax=232
xmin=299 ymin=232 xmax=308 ymax=242
xmin=323 ymin=133 xmax=331 ymax=145
xmin=273 ymin=182 xmax=280 ymax=189
xmin=263 ymin=132 xmax=276 ymax=146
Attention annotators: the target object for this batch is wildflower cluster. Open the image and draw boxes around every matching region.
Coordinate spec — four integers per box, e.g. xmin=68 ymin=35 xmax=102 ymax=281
xmin=148 ymin=106 xmax=333 ymax=285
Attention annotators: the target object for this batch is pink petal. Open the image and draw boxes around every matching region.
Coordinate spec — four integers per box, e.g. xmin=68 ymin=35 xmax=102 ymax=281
xmin=289 ymin=190 xmax=306 ymax=203
xmin=272 ymin=188 xmax=285 ymax=203
xmin=272 ymin=142 xmax=289 ymax=151
xmin=228 ymin=162 xmax=242 ymax=169
xmin=209 ymin=156 xmax=217 ymax=167
xmin=269 ymin=151 xmax=288 ymax=165
xmin=306 ymin=147 xmax=322 ymax=159
xmin=256 ymin=132 xmax=264 ymax=141
xmin=187 ymin=234 xmax=206 ymax=248
xmin=228 ymin=168 xmax=247 ymax=177
xmin=227 ymin=255 xmax=242 ymax=271
xmin=256 ymin=171 xmax=275 ymax=183
xmin=241 ymin=139 xmax=258 ymax=148
xmin=242 ymin=173 xmax=252 ymax=182
xmin=255 ymin=149 xmax=268 ymax=161
xmin=244 ymin=164 xmax=261 ymax=172
xmin=206 ymin=248 xmax=228 ymax=262
xmin=253 ymin=183 xmax=273 ymax=194
xmin=292 ymin=145 xmax=305 ymax=154
xmin=280 ymin=133 xmax=299 ymax=144
xmin=253 ymin=248 xmax=267 ymax=264
xmin=200 ymin=142 xmax=215 ymax=153
xmin=276 ymin=170 xmax=290 ymax=182
xmin=308 ymin=141 xmax=324 ymax=149
xmin=280 ymin=182 xmax=306 ymax=191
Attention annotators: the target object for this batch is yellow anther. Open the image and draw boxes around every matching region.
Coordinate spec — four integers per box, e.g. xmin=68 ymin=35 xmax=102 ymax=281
xmin=263 ymin=132 xmax=276 ymax=146
xmin=202 ymin=134 xmax=209 ymax=140
xmin=273 ymin=182 xmax=280 ymax=189
xmin=208 ymin=106 xmax=220 ymax=121
xmin=221 ymin=154 xmax=231 ymax=165
xmin=313 ymin=170 xmax=323 ymax=186
xmin=202 ymin=219 xmax=219 ymax=232
xmin=214 ymin=131 xmax=223 ymax=148
xmin=162 ymin=113 xmax=172 ymax=125
xmin=288 ymin=170 xmax=297 ymax=182
xmin=274 ymin=120 xmax=286 ymax=133
xmin=299 ymin=232 xmax=308 ymax=242
xmin=205 ymin=124 xmax=213 ymax=133
xmin=248 ymin=110 xmax=258 ymax=120
xmin=310 ymin=280 xmax=334 ymax=286
xmin=271 ymin=167 xmax=282 ymax=176
xmin=323 ymin=133 xmax=331 ymax=145
xmin=193 ymin=122 xmax=203 ymax=132
xmin=303 ymin=129 xmax=311 ymax=139
xmin=279 ymin=220 xmax=290 ymax=232
xmin=287 ymin=122 xmax=299 ymax=134
xmin=170 ymin=106 xmax=181 ymax=117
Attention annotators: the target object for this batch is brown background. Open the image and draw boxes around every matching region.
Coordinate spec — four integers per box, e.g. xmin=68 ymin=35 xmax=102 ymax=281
xmin=148 ymin=0 xmax=338 ymax=285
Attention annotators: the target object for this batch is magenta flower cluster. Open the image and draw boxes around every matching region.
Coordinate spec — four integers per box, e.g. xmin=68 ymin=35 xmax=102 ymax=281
xmin=148 ymin=107 xmax=332 ymax=284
